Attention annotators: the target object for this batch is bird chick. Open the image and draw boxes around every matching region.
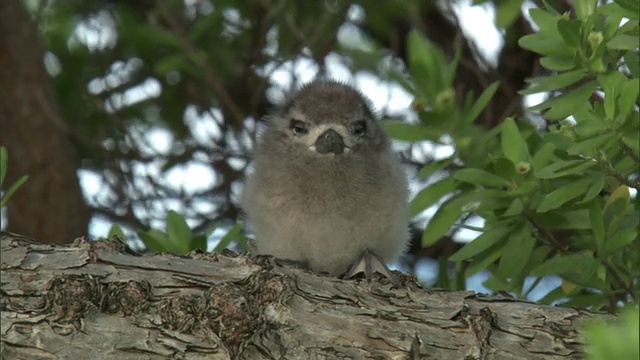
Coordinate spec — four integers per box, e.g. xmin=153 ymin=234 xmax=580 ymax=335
xmin=242 ymin=80 xmax=409 ymax=282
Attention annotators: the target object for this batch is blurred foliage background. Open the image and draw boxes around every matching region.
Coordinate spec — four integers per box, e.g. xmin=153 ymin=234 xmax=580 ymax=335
xmin=1 ymin=0 xmax=638 ymax=314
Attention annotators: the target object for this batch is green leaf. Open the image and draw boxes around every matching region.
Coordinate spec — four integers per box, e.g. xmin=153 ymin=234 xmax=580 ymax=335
xmin=139 ymin=229 xmax=169 ymax=252
xmin=454 ymin=168 xmax=510 ymax=187
xmin=384 ymin=122 xmax=438 ymax=142
xmin=460 ymin=81 xmax=500 ymax=126
xmin=563 ymin=292 xmax=612 ymax=308
xmin=605 ymin=227 xmax=638 ymax=253
xmin=501 ymin=118 xmax=529 ymax=165
xmin=202 ymin=220 xmax=219 ymax=240
xmin=519 ymin=69 xmax=586 ymax=95
xmin=436 ymin=256 xmax=451 ymax=289
xmin=534 ymin=159 xmax=596 ymax=179
xmin=604 ymin=185 xmax=630 ymax=211
xmin=453 ymin=263 xmax=466 ymax=291
xmin=189 ymin=235 xmax=208 ymax=252
xmin=497 ymin=225 xmax=535 ymax=278
xmin=421 ymin=201 xmax=461 ymax=246
xmin=524 ymin=246 xmax=552 ymax=285
xmin=417 ymin=158 xmax=453 ymax=179
xmin=566 ymin=134 xmax=612 ymax=155
xmin=213 ymin=222 xmax=244 ymax=252
xmin=598 ymin=3 xmax=635 ymax=22
xmin=616 ymin=17 xmax=637 ymax=34
xmin=607 ymin=34 xmax=640 ymax=50
xmin=557 ymin=19 xmax=583 ymax=47
xmin=575 ymin=0 xmax=597 ymax=20
xmin=543 ymin=132 xmax=575 ymax=151
xmin=418 ymin=109 xmax=453 ymax=126
xmin=603 ymin=14 xmax=627 ymax=42
xmin=603 ymin=186 xmax=631 ymax=233
xmin=509 ymin=179 xmax=538 ymax=197
xmin=573 ymin=107 xmax=607 ymax=137
xmin=618 ymin=78 xmax=639 ymax=118
xmin=542 ymin=81 xmax=598 ymax=120
xmin=614 ymin=0 xmax=640 ymax=15
xmin=563 ymin=265 xmax=602 ymax=289
xmin=0 ymin=175 xmax=28 ymax=209
xmin=531 ymin=142 xmax=556 ymax=171
xmin=589 ymin=199 xmax=605 ymax=251
xmin=527 ymin=80 xmax=595 ymax=113
xmin=495 ymin=0 xmax=524 ymax=28
xmin=624 ymin=51 xmax=640 ymax=77
xmin=449 ymin=224 xmax=513 ymax=261
xmin=528 ymin=8 xmax=562 ymax=39
xmin=107 ymin=224 xmax=126 ymax=240
xmin=166 ymin=210 xmax=192 ymax=253
xmin=621 ymin=130 xmax=640 ymax=154
xmin=410 ymin=177 xmax=458 ymax=217
xmin=464 ymin=238 xmax=508 ymax=277
xmin=598 ymin=71 xmax=627 ymax=119
xmin=530 ymin=252 xmax=600 ymax=276
xmin=536 ymin=177 xmax=592 ymax=212
xmin=0 ymin=147 xmax=6 ymax=185
xmin=446 ymin=189 xmax=511 ymax=214
xmin=518 ymin=34 xmax=573 ymax=56
xmin=539 ymin=56 xmax=577 ymax=71
xmin=482 ymin=276 xmax=511 ymax=293
xmin=408 ymin=31 xmax=433 ymax=97
xmin=503 ymin=198 xmax=524 ymax=216
xmin=443 ymin=44 xmax=463 ymax=89
xmin=408 ymin=31 xmax=444 ymax=99
xmin=579 ymin=173 xmax=606 ymax=203
xmin=561 ymin=210 xmax=593 ymax=230
xmin=585 ymin=307 xmax=640 ymax=360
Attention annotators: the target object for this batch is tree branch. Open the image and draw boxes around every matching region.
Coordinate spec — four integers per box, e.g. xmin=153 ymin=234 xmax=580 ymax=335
xmin=1 ymin=233 xmax=610 ymax=359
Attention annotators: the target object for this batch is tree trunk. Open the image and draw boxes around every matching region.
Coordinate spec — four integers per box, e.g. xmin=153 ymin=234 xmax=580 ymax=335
xmin=0 ymin=1 xmax=89 ymax=245
xmin=1 ymin=232 xmax=608 ymax=359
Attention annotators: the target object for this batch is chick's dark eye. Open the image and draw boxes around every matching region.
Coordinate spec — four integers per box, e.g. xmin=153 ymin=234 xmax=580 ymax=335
xmin=289 ymin=119 xmax=308 ymax=135
xmin=352 ymin=121 xmax=366 ymax=137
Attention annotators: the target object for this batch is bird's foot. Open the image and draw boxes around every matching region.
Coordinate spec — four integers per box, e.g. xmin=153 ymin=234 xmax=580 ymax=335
xmin=343 ymin=249 xmax=400 ymax=286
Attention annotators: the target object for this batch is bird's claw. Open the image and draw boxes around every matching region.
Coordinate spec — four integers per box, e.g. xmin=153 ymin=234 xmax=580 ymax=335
xmin=343 ymin=249 xmax=400 ymax=286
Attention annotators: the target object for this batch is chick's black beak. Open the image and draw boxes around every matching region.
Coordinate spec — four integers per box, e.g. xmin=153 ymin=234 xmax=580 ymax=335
xmin=314 ymin=129 xmax=345 ymax=155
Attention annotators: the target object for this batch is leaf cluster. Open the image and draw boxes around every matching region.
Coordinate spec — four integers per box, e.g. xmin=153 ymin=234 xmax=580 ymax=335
xmin=402 ymin=1 xmax=639 ymax=309
xmin=584 ymin=306 xmax=639 ymax=360
xmin=107 ymin=210 xmax=248 ymax=255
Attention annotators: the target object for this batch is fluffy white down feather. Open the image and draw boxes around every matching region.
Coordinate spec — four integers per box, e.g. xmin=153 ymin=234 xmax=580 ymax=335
xmin=242 ymin=80 xmax=409 ymax=275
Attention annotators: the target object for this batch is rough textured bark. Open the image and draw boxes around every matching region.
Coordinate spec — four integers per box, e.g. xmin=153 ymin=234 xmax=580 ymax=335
xmin=0 ymin=2 xmax=90 ymax=244
xmin=1 ymin=232 xmax=609 ymax=359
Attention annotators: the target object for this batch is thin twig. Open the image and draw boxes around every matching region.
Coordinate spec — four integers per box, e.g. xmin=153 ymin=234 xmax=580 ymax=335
xmin=619 ymin=140 xmax=640 ymax=165
xmin=157 ymin=2 xmax=245 ymax=127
